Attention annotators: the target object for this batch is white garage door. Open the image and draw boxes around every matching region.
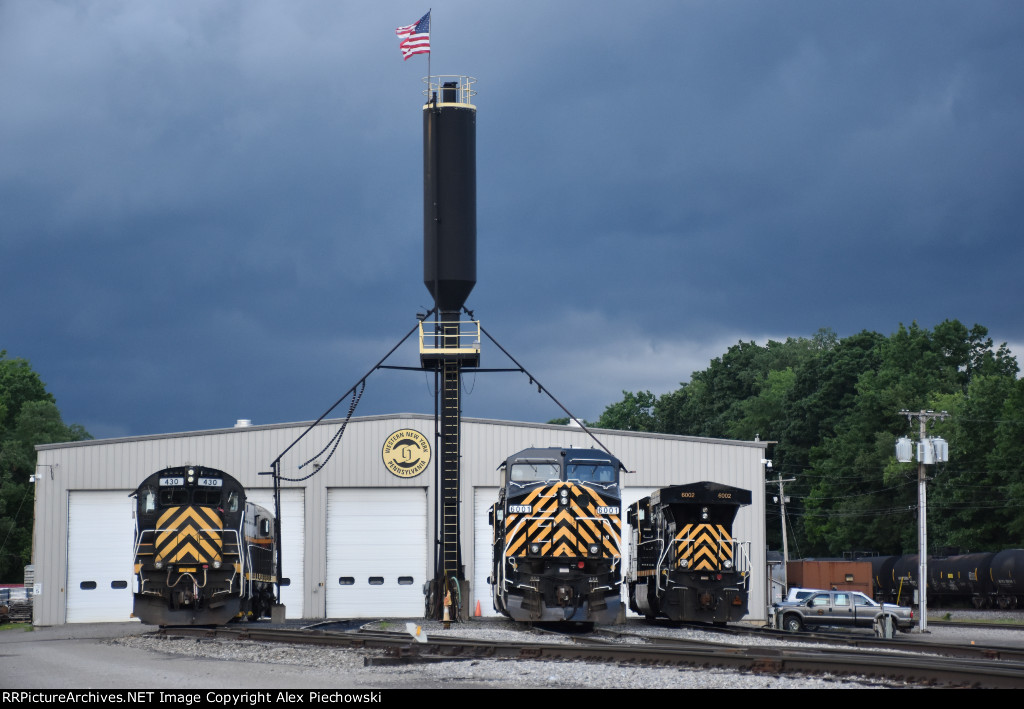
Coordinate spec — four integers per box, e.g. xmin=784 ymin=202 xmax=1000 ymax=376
xmin=326 ymin=488 xmax=426 ymax=618
xmin=621 ymin=486 xmax=656 ymax=616
xmin=473 ymin=487 xmax=500 ymax=617
xmin=246 ymin=489 xmax=305 ymax=619
xmin=66 ymin=491 xmax=135 ymax=623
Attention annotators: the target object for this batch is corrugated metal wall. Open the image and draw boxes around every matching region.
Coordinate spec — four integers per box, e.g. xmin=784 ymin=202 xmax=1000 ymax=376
xmin=34 ymin=414 xmax=766 ymax=624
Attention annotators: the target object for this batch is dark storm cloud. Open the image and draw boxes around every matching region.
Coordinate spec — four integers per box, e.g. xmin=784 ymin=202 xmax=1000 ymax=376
xmin=1 ymin=1 xmax=1022 ymax=440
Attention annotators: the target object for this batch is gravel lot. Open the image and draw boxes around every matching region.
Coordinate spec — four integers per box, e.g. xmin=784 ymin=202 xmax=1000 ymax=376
xmin=107 ymin=617 xmax=995 ymax=689
xmin=6 ymin=613 xmax=1021 ymax=690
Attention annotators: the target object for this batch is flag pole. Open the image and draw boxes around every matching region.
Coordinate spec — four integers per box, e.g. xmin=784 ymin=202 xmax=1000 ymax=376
xmin=428 ymin=9 xmax=432 ymax=99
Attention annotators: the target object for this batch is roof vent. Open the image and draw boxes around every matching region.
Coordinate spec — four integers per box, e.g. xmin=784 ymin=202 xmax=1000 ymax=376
xmin=234 ymin=419 xmax=252 ymax=428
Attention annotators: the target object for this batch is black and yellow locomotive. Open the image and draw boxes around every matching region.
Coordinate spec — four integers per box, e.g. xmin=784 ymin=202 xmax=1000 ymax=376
xmin=488 ymin=447 xmax=624 ymax=623
xmin=132 ymin=465 xmax=277 ymax=626
xmin=628 ymin=482 xmax=751 ymax=623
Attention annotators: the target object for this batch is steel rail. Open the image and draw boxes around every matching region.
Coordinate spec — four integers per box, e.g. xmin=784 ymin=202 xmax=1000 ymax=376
xmin=155 ymin=625 xmax=1024 ymax=688
xmin=623 ymin=621 xmax=1024 ymax=662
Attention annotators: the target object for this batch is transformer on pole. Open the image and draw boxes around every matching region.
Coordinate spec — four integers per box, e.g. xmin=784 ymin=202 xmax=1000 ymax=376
xmin=896 ymin=409 xmax=949 ymax=634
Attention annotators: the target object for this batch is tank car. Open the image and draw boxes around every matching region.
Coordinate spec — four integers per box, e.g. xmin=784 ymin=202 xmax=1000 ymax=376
xmin=855 ymin=554 xmax=898 ymax=602
xmin=888 ymin=555 xmax=920 ymax=605
xmin=988 ymin=549 xmax=1024 ymax=608
xmin=131 ymin=465 xmax=277 ymax=626
xmin=487 ymin=447 xmax=624 ymax=623
xmin=627 ymin=482 xmax=752 ymax=624
xmin=929 ymin=552 xmax=996 ymax=607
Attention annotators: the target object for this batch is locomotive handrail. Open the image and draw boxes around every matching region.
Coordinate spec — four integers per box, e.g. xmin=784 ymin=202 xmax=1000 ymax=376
xmin=167 ymin=567 xmax=208 ymax=589
xmin=655 ymin=540 xmax=672 ymax=591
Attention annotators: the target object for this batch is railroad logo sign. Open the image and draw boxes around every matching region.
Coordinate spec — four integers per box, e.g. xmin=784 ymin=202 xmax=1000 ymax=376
xmin=382 ymin=429 xmax=431 ymax=478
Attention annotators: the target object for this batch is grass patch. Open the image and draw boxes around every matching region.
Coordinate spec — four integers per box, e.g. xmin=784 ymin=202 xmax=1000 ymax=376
xmin=0 ymin=622 xmax=32 ymax=632
xmin=928 ymin=614 xmax=1024 ymax=626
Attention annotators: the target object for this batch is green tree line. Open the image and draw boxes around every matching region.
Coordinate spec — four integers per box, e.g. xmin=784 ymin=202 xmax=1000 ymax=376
xmin=588 ymin=321 xmax=1024 ymax=557
xmin=0 ymin=351 xmax=91 ymax=582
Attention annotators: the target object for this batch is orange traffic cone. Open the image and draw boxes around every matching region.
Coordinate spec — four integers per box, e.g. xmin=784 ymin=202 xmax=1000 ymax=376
xmin=475 ymin=600 xmax=481 ymax=617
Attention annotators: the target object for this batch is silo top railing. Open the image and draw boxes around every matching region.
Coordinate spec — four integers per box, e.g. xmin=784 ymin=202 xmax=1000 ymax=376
xmin=423 ymin=75 xmax=477 ymax=107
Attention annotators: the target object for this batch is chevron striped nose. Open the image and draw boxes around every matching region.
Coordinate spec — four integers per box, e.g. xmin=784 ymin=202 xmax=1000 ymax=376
xmin=155 ymin=506 xmax=224 ymax=565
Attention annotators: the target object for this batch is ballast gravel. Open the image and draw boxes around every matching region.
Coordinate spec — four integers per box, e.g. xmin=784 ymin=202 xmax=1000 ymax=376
xmin=107 ymin=618 xmax=945 ymax=689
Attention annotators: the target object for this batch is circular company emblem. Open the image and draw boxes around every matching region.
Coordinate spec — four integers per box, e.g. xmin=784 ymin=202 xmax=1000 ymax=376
xmin=382 ymin=429 xmax=431 ymax=478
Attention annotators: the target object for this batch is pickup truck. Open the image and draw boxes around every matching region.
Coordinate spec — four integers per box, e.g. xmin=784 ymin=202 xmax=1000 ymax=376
xmin=771 ymin=590 xmax=914 ymax=633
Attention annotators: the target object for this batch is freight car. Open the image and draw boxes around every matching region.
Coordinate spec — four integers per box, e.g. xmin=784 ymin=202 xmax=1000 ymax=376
xmin=132 ymin=465 xmax=278 ymax=626
xmin=859 ymin=549 xmax=1024 ymax=609
xmin=487 ymin=447 xmax=624 ymax=623
xmin=627 ymin=482 xmax=752 ymax=624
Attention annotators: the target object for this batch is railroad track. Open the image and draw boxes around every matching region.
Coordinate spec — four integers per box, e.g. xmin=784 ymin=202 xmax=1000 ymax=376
xmin=156 ymin=624 xmax=1024 ymax=688
xmin=627 ymin=621 xmax=1024 ymax=662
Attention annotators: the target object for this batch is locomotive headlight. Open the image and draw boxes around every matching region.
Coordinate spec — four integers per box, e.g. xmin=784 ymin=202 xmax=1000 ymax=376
xmin=679 ymin=559 xmax=689 ymax=569
xmin=154 ymin=559 xmax=164 ymax=570
xmin=589 ymin=544 xmax=599 ymax=555
xmin=723 ymin=559 xmax=733 ymax=570
xmin=701 ymin=507 xmax=709 ymax=520
xmin=212 ymin=560 xmax=222 ymax=569
xmin=560 ymin=489 xmax=569 ymax=497
xmin=530 ymin=544 xmax=541 ymax=554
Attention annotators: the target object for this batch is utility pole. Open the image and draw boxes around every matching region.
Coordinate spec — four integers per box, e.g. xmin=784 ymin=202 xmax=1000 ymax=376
xmin=896 ymin=409 xmax=949 ymax=634
xmin=764 ymin=457 xmax=796 ymax=606
xmin=767 ymin=467 xmax=796 ymax=565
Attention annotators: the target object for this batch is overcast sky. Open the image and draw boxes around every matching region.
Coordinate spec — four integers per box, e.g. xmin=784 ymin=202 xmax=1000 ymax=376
xmin=2 ymin=1 xmax=1022 ymax=443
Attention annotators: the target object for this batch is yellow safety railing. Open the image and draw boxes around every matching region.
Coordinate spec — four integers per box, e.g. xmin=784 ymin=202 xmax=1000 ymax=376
xmin=419 ymin=320 xmax=481 ymax=357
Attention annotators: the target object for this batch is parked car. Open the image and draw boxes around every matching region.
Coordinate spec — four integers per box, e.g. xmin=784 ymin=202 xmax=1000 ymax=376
xmin=772 ymin=590 xmax=914 ymax=633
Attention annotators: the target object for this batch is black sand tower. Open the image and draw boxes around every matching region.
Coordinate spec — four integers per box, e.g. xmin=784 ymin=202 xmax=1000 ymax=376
xmin=420 ymin=76 xmax=479 ymax=619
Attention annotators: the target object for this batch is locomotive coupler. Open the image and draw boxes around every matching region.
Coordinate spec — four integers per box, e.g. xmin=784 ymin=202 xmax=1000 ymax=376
xmin=555 ymin=585 xmax=574 ymax=606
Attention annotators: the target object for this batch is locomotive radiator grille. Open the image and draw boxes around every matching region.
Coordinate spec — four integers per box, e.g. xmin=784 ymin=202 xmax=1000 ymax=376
xmin=504 ymin=482 xmax=621 ymax=558
xmin=154 ymin=506 xmax=224 ymax=565
xmin=674 ymin=524 xmax=732 ymax=571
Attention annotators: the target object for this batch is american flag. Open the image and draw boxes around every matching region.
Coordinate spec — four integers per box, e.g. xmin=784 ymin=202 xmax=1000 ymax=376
xmin=395 ymin=12 xmax=430 ymax=60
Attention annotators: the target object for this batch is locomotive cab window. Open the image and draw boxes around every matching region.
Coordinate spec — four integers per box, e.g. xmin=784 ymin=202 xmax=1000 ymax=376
xmin=226 ymin=491 xmax=240 ymax=513
xmin=567 ymin=463 xmax=617 ymax=484
xmin=193 ymin=488 xmax=221 ymax=505
xmin=139 ymin=486 xmax=157 ymax=514
xmin=510 ymin=461 xmax=559 ymax=482
xmin=158 ymin=488 xmax=189 ymax=507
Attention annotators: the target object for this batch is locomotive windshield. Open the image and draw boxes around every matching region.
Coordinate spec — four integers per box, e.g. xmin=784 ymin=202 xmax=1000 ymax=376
xmin=193 ymin=488 xmax=222 ymax=505
xmin=152 ymin=486 xmax=224 ymax=507
xmin=567 ymin=462 xmax=617 ymax=484
xmin=510 ymin=461 xmax=559 ymax=482
xmin=158 ymin=488 xmax=189 ymax=506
